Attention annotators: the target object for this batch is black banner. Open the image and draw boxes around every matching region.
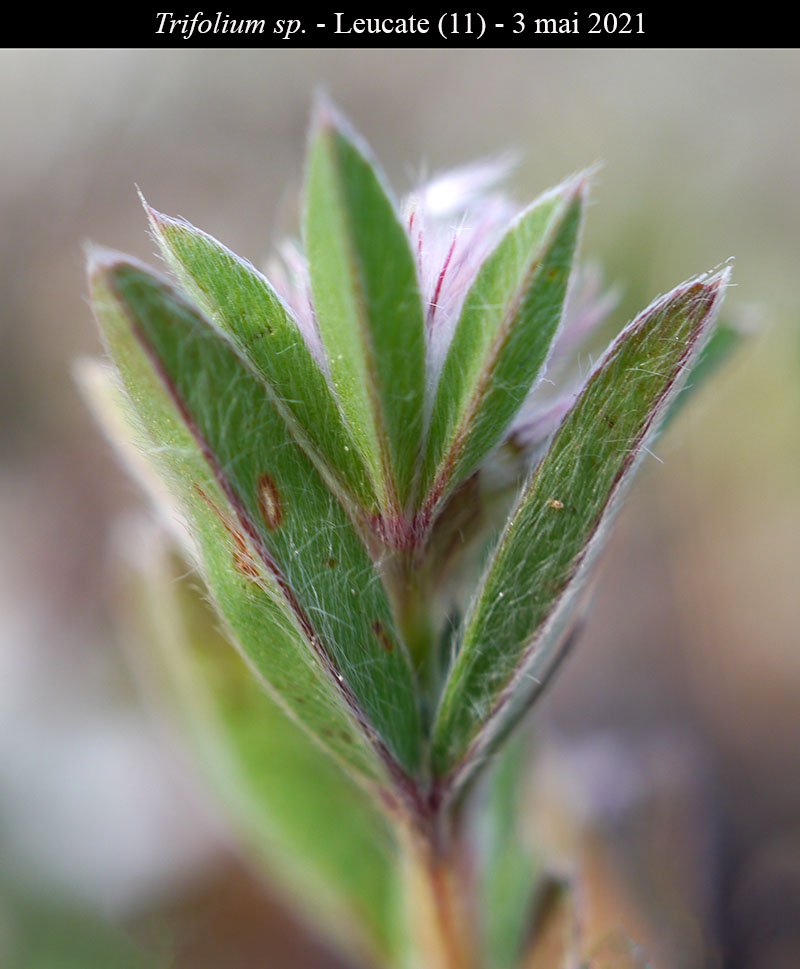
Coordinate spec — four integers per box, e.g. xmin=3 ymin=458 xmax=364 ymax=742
xmin=24 ymin=5 xmax=771 ymax=47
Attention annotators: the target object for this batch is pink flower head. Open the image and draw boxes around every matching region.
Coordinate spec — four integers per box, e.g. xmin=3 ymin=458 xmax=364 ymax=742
xmin=269 ymin=157 xmax=616 ymax=479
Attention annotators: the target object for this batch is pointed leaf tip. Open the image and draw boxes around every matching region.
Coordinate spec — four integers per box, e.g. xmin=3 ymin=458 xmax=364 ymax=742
xmin=85 ymin=244 xmax=137 ymax=282
xmin=707 ymin=264 xmax=732 ymax=296
xmin=134 ymin=183 xmax=149 ymax=212
xmin=419 ymin=173 xmax=587 ymax=518
xmin=305 ymin=106 xmax=427 ymax=512
xmin=139 ymin=192 xmax=163 ymax=232
xmin=91 ymin=260 xmax=424 ymax=784
xmin=553 ymin=165 xmax=595 ymax=202
xmin=310 ymin=95 xmax=373 ymax=159
xmin=311 ymin=89 xmax=337 ymax=133
xmin=432 ymin=267 xmax=729 ymax=783
xmin=147 ymin=204 xmax=382 ymax=511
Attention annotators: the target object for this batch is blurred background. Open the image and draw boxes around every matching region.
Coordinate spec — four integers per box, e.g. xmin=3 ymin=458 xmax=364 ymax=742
xmin=0 ymin=49 xmax=798 ymax=968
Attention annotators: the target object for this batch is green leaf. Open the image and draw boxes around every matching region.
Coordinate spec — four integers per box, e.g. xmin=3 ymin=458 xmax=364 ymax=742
xmin=662 ymin=316 xmax=744 ymax=428
xmin=477 ymin=736 xmax=540 ymax=969
xmin=145 ymin=206 xmax=381 ymax=512
xmin=432 ymin=270 xmax=729 ymax=780
xmin=79 ymin=356 xmax=387 ymax=793
xmin=304 ymin=105 xmax=427 ymax=517
xmin=122 ymin=529 xmax=401 ymax=966
xmin=87 ymin=257 xmax=423 ymax=791
xmin=419 ymin=176 xmax=586 ymax=523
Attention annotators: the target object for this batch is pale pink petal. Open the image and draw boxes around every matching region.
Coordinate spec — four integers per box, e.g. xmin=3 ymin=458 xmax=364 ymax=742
xmin=403 ymin=163 xmax=518 ymax=384
xmin=553 ymin=263 xmax=619 ymax=361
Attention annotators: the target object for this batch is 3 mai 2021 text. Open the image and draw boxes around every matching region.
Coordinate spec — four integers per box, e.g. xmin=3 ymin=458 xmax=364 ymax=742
xmin=154 ymin=11 xmax=646 ymax=41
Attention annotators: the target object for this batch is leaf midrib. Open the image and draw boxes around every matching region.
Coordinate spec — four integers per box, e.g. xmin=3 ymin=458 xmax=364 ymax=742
xmin=112 ymin=271 xmax=419 ymax=801
xmin=423 ymin=201 xmax=565 ymax=520
xmin=325 ymin=138 xmax=400 ymax=515
xmin=436 ymin=285 xmax=711 ymax=783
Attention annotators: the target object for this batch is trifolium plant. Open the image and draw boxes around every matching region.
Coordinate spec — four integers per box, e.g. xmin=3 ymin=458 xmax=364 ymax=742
xmin=80 ymin=102 xmax=733 ymax=969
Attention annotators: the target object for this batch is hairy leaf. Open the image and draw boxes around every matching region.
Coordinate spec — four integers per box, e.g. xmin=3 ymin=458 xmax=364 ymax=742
xmin=79 ymin=355 xmax=391 ymax=794
xmin=304 ymin=105 xmax=427 ymax=517
xmin=146 ymin=207 xmax=380 ymax=512
xmin=420 ymin=177 xmax=586 ymax=522
xmin=663 ymin=316 xmax=744 ymax=427
xmin=432 ymin=270 xmax=729 ymax=779
xmin=88 ymin=257 xmax=423 ymax=790
xmin=123 ymin=530 xmax=401 ymax=965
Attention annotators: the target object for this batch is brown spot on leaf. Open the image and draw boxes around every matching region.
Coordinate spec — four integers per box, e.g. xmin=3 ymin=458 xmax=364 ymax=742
xmin=257 ymin=473 xmax=283 ymax=530
xmin=194 ymin=483 xmax=261 ymax=580
xmin=233 ymin=548 xmax=261 ymax=580
xmin=325 ymin=557 xmax=337 ymax=569
xmin=193 ymin=482 xmax=214 ymax=508
xmin=372 ymin=620 xmax=395 ymax=653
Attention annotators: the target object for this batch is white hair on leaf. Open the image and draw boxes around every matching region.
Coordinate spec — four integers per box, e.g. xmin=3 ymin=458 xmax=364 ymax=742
xmin=263 ymin=157 xmax=616 ymax=485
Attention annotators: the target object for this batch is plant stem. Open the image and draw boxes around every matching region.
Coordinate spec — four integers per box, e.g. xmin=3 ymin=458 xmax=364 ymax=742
xmin=391 ymin=542 xmax=475 ymax=967
xmin=400 ymin=812 xmax=478 ymax=969
xmin=390 ymin=550 xmax=442 ymax=708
